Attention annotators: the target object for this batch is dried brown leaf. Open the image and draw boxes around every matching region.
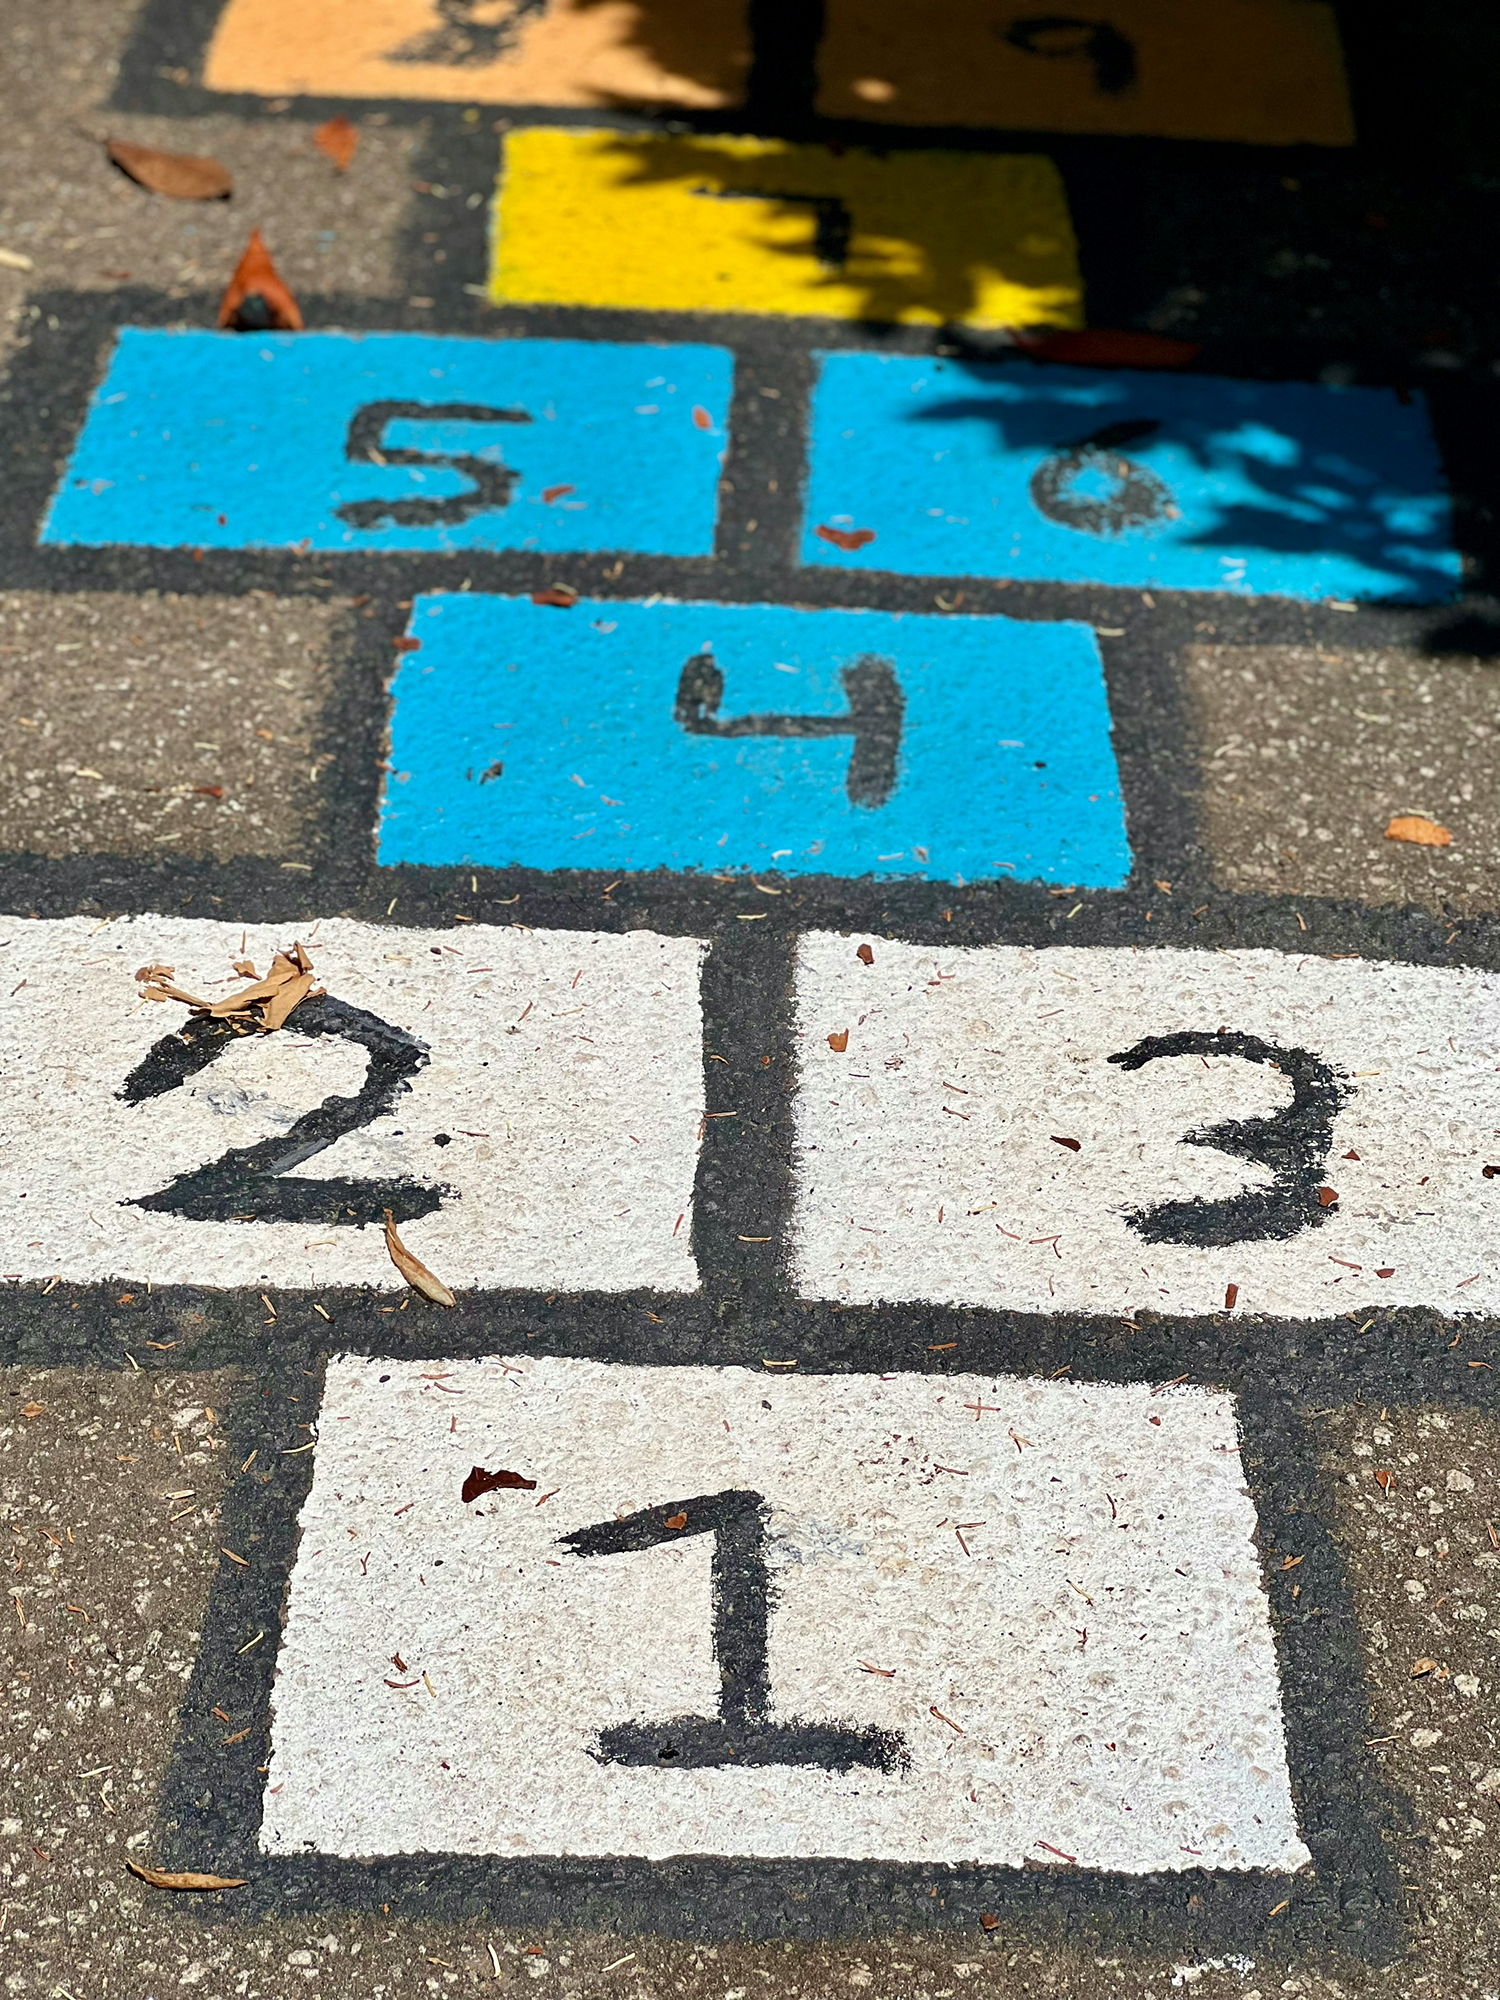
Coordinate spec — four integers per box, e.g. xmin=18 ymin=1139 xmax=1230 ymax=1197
xmin=20 ymin=1402 xmax=43 ymax=1419
xmin=827 ymin=1029 xmax=849 ymax=1052
xmin=856 ymin=943 xmax=874 ymax=965
xmin=107 ymin=140 xmax=232 ymax=201
xmin=461 ymin=1465 xmax=537 ymax=1503
xmin=384 ymin=1209 xmax=456 ymax=1307
xmin=1385 ymin=814 xmax=1452 ymax=847
xmin=664 ymin=1511 xmax=688 ymax=1530
xmin=258 ymin=972 xmax=315 ymax=1032
xmin=530 ymin=584 xmax=579 ymax=608
xmin=313 ymin=116 xmax=359 ymax=174
xmin=1411 ymin=1656 xmax=1440 ymax=1677
xmin=127 ymin=1861 xmax=247 ymax=1891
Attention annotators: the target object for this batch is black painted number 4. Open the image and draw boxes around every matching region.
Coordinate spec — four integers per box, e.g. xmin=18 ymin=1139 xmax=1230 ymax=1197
xmin=117 ymin=996 xmax=447 ymax=1226
xmin=561 ymin=1491 xmax=906 ymax=1774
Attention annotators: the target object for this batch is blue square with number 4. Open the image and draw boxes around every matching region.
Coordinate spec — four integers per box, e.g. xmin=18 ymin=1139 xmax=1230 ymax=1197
xmin=379 ymin=594 xmax=1132 ymax=887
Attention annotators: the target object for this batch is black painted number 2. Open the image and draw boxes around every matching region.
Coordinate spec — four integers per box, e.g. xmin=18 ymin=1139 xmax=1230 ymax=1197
xmin=117 ymin=996 xmax=447 ymax=1227
xmin=1107 ymin=1029 xmax=1351 ymax=1247
xmin=560 ymin=1491 xmax=906 ymax=1774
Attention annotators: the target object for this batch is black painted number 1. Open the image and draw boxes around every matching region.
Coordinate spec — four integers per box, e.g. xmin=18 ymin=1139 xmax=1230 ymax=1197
xmin=561 ymin=1491 xmax=906 ymax=1773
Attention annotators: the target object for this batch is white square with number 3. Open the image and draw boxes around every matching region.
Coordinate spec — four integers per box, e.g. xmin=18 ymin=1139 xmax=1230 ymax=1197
xmin=262 ymin=1356 xmax=1308 ymax=1873
xmin=792 ymin=937 xmax=1500 ymax=1317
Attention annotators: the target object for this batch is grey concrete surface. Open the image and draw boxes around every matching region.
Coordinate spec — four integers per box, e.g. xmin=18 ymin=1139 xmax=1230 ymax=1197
xmin=1187 ymin=643 xmax=1500 ymax=916
xmin=0 ymin=591 xmax=343 ymax=860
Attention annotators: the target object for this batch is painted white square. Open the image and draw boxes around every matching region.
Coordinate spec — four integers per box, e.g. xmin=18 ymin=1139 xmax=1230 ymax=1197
xmin=261 ymin=1355 xmax=1308 ymax=1873
xmin=0 ymin=917 xmax=705 ymax=1291
xmin=792 ymin=936 xmax=1500 ymax=1317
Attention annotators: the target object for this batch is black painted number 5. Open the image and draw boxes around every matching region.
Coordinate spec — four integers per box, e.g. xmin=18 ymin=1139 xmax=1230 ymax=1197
xmin=1107 ymin=1029 xmax=1351 ymax=1247
xmin=117 ymin=995 xmax=449 ymax=1227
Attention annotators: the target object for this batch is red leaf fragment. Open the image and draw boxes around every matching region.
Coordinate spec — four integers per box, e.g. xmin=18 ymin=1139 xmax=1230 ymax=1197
xmin=531 ymin=584 xmax=579 ymax=607
xmin=1374 ymin=1468 xmax=1394 ymax=1492
xmin=393 ymin=636 xmax=421 ymax=654
xmin=664 ymin=1511 xmax=688 ymax=1530
xmin=692 ymin=405 xmax=714 ymax=430
xmin=1317 ymin=1186 xmax=1339 ymax=1206
xmin=856 ymin=943 xmax=874 ymax=965
xmin=815 ymin=524 xmax=876 ymax=552
xmin=1376 ymin=1267 xmax=1395 ymax=1278
xmin=217 ymin=228 xmax=303 ymax=332
xmin=1224 ymin=1283 xmax=1239 ymax=1310
xmin=979 ymin=1913 xmax=1000 ymax=1932
xmin=461 ymin=1465 xmax=538 ymax=1503
xmin=1014 ymin=327 xmax=1200 ymax=370
xmin=540 ymin=483 xmax=575 ymax=503
xmin=1343 ymin=1149 xmax=1360 ymax=1160
xmin=193 ymin=784 xmax=224 ymax=798
xmin=827 ymin=1029 xmax=849 ymax=1052
xmin=313 ymin=116 xmax=359 ymax=174
xmin=1050 ymin=1135 xmax=1081 ymax=1151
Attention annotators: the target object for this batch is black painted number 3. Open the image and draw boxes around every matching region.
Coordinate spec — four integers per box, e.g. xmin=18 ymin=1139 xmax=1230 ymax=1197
xmin=561 ymin=1491 xmax=906 ymax=1774
xmin=117 ymin=996 xmax=447 ymax=1227
xmin=1107 ymin=1029 xmax=1351 ymax=1247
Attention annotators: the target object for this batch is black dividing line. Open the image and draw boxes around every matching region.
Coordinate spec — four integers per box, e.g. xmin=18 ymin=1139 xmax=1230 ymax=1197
xmin=691 ymin=922 xmax=800 ymax=1317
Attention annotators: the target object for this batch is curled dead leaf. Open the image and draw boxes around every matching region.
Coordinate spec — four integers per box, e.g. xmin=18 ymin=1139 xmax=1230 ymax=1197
xmin=313 ymin=116 xmax=359 ymax=173
xmin=1411 ymin=1657 xmax=1440 ymax=1677
xmin=20 ymin=1402 xmax=43 ymax=1419
xmin=127 ymin=1861 xmax=247 ymax=1891
xmin=1385 ymin=814 xmax=1452 ymax=847
xmin=1374 ymin=1468 xmax=1394 ymax=1492
xmin=140 ymin=944 xmax=319 ymax=1032
xmin=384 ymin=1209 xmax=456 ymax=1307
xmin=107 ymin=139 xmax=232 ymax=201
xmin=218 ymin=228 xmax=303 ymax=333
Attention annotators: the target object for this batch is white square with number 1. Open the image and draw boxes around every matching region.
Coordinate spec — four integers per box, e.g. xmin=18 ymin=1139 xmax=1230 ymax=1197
xmin=792 ymin=937 xmax=1500 ymax=1317
xmin=261 ymin=1356 xmax=1308 ymax=1872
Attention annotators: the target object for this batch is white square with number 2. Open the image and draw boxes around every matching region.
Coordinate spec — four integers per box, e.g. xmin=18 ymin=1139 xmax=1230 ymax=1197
xmin=0 ymin=917 xmax=704 ymax=1293
xmin=261 ymin=1356 xmax=1309 ymax=1873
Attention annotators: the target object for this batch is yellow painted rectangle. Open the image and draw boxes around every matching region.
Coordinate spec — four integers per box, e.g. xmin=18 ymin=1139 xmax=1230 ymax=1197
xmin=489 ymin=130 xmax=1083 ymax=330
xmin=203 ymin=0 xmax=748 ymax=108
xmin=816 ymin=0 xmax=1354 ymax=145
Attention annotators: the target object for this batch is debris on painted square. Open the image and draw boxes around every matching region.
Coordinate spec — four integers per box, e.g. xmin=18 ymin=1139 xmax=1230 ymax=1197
xmin=384 ymin=1207 xmax=457 ymax=1307
xmin=217 ymin=228 xmax=303 ymax=332
xmin=135 ymin=941 xmax=321 ymax=1031
xmin=105 ymin=138 xmax=233 ymax=200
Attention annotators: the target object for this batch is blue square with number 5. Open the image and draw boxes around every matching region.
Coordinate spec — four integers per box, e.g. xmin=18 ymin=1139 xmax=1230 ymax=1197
xmin=41 ymin=329 xmax=731 ymax=556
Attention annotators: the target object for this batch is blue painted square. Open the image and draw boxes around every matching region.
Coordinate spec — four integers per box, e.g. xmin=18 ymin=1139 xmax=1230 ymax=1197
xmin=801 ymin=352 xmax=1460 ymax=604
xmin=379 ymin=594 xmax=1131 ymax=888
xmin=41 ymin=329 xmax=732 ymax=556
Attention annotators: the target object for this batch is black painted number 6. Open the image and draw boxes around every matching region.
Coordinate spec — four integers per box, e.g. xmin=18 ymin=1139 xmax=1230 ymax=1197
xmin=117 ymin=995 xmax=448 ymax=1227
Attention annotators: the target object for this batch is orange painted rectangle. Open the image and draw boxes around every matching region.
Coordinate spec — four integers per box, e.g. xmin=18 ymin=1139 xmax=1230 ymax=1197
xmin=203 ymin=0 xmax=748 ymax=109
xmin=817 ymin=0 xmax=1354 ymax=145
